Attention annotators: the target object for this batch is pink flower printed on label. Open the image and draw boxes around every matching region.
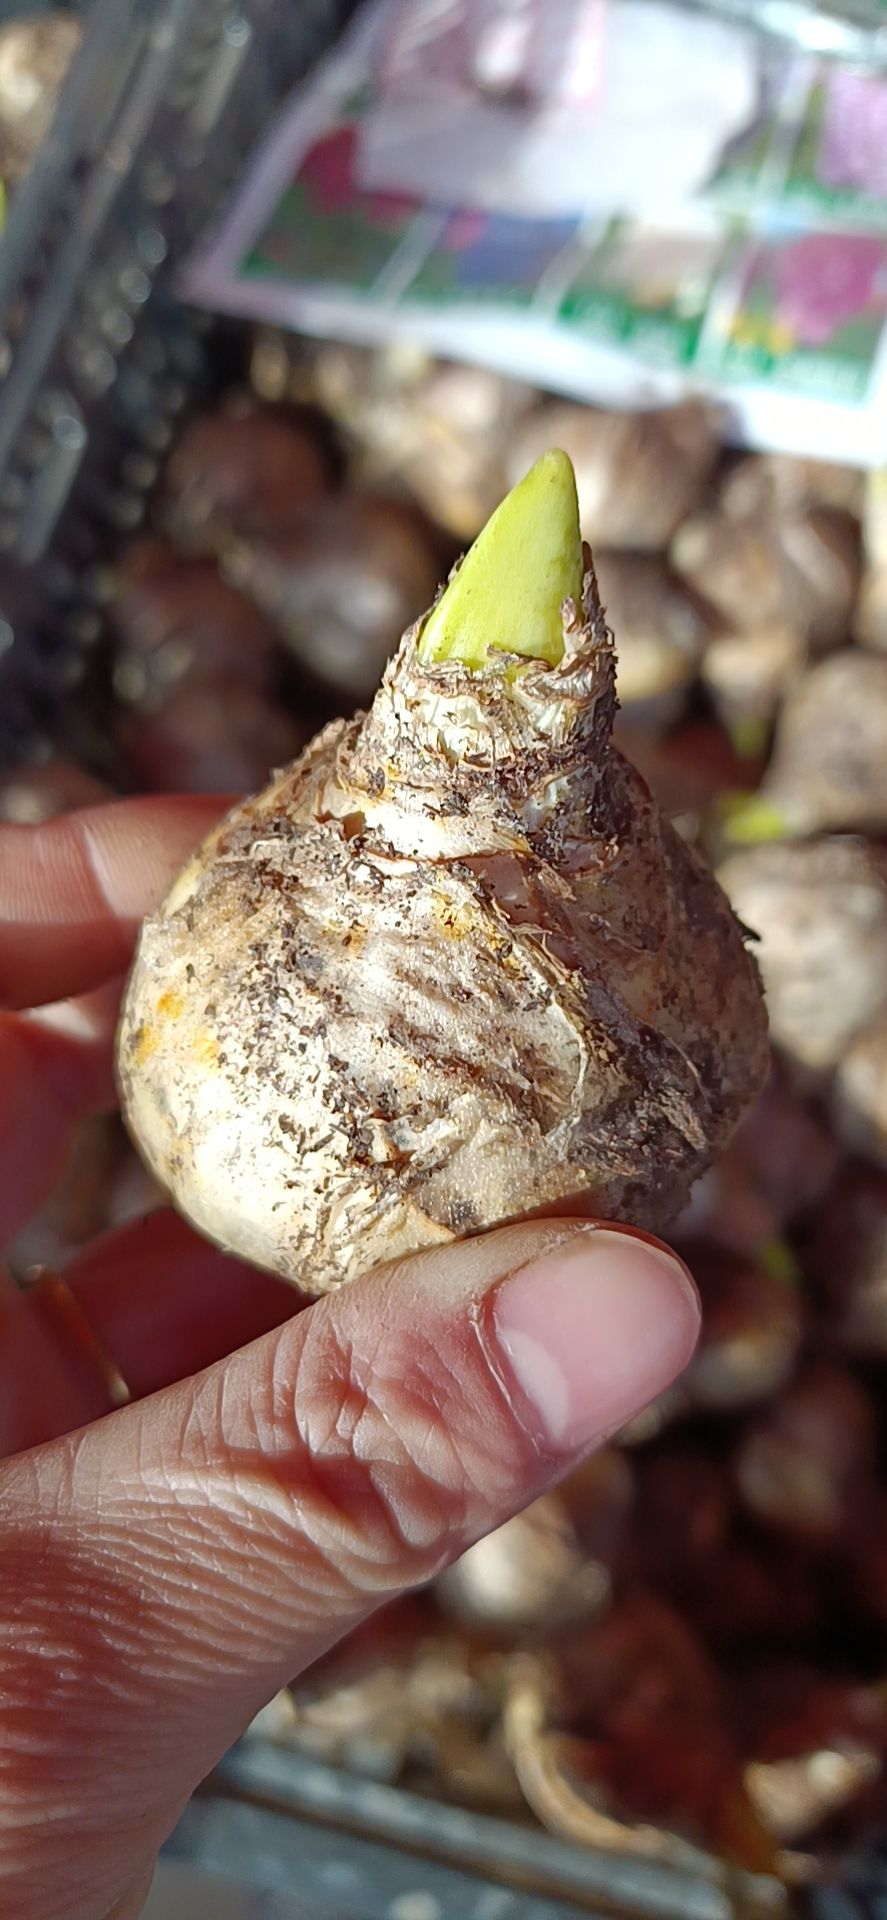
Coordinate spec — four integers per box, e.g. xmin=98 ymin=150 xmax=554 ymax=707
xmin=298 ymin=125 xmax=417 ymax=229
xmin=820 ymin=70 xmax=887 ymax=200
xmin=774 ymin=232 xmax=885 ymax=348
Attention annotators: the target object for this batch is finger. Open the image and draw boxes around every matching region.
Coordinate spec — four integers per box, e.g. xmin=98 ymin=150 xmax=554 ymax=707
xmin=102 ymin=1862 xmax=156 ymax=1920
xmin=0 ymin=1213 xmax=300 ymax=1457
xmin=0 ymin=983 xmax=123 ymax=1247
xmin=0 ymin=795 xmax=226 ymax=1009
xmin=0 ymin=1220 xmax=699 ymax=1920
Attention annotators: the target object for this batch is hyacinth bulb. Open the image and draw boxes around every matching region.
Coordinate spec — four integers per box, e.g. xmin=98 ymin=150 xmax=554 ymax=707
xmin=724 ymin=649 xmax=887 ymax=843
xmin=118 ymin=453 xmax=767 ymax=1294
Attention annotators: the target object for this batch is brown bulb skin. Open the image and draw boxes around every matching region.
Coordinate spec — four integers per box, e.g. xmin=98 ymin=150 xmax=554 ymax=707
xmin=0 ymin=758 xmax=110 ymax=824
xmin=752 ymin=649 xmax=887 ymax=839
xmin=553 ymin=1593 xmax=744 ymax=1849
xmin=684 ymin=1244 xmax=804 ymax=1413
xmin=224 ymin=493 xmax=444 ymax=706
xmin=677 ymin=1068 xmax=837 ymax=1256
xmin=159 ymin=402 xmax=336 ymax=555
xmin=719 ymin=453 xmax=864 ymax=521
xmin=733 ymin=1362 xmax=877 ymax=1543
xmin=738 ymin=1665 xmax=887 ymax=1767
xmin=118 ymin=679 xmax=306 ymax=795
xmin=719 ymin=837 xmax=887 ymax=1075
xmin=507 ymin=401 xmax=718 ymax=551
xmin=834 ymin=1015 xmax=887 ymax=1167
xmin=0 ymin=14 xmax=83 ymax=184
xmin=593 ymin=551 xmax=712 ymax=733
xmin=628 ymin=1448 xmax=732 ymax=1600
xmin=845 ymin=1490 xmax=887 ymax=1627
xmin=801 ymin=1161 xmax=887 ymax=1358
xmin=112 ymin=542 xmax=282 ymax=709
xmin=672 ymin=501 xmax=860 ymax=656
xmin=612 ymin=718 xmax=762 ymax=850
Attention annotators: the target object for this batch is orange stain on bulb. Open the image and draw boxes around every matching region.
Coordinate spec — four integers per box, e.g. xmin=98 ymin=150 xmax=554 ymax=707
xmin=157 ymin=988 xmax=185 ymax=1019
xmin=192 ymin=1030 xmax=220 ymax=1067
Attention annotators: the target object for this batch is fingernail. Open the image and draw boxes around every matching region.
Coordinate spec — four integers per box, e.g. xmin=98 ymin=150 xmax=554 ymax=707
xmin=487 ymin=1228 xmax=700 ymax=1456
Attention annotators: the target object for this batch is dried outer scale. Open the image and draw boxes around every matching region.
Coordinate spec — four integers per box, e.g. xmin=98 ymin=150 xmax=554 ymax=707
xmin=746 ymin=650 xmax=887 ymax=840
xmin=701 ymin=623 xmax=805 ymax=744
xmin=119 ymin=540 xmax=767 ymax=1293
xmin=223 ymin=493 xmax=443 ymax=706
xmin=801 ymin=1161 xmax=887 ymax=1358
xmin=732 ymin=1361 xmax=877 ymax=1543
xmin=672 ymin=502 xmax=860 ymax=657
xmin=834 ymin=1016 xmax=887 ymax=1167
xmin=592 ymin=550 xmax=712 ymax=731
xmin=118 ymin=676 xmax=307 ymax=797
xmin=718 ymin=838 xmax=887 ymax=1075
xmin=158 ymin=402 xmax=335 ymax=555
xmin=506 ymin=401 xmax=718 ymax=551
xmin=719 ymin=453 xmax=864 ymax=521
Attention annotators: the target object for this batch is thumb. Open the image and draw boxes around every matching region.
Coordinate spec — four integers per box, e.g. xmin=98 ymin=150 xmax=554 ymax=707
xmin=0 ymin=1218 xmax=698 ymax=1920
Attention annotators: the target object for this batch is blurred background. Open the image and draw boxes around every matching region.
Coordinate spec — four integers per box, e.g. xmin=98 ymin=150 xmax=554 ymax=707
xmin=5 ymin=2 xmax=887 ymax=1916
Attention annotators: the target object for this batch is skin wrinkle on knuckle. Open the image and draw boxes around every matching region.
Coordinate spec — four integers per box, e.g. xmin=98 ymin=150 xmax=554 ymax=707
xmin=0 ymin=1232 xmax=562 ymax=1759
xmin=0 ymin=1847 xmax=104 ymax=1920
xmin=0 ymin=1819 xmax=157 ymax=1920
xmin=288 ymin=1318 xmax=457 ymax=1573
xmin=360 ymin=1363 xmax=493 ymax=1550
xmin=89 ymin=1474 xmax=326 ymax=1663
xmin=0 ymin=1626 xmax=148 ymax=1864
xmin=1 ymin=1583 xmax=215 ymax=1920
xmin=0 ymin=1593 xmax=145 ymax=1734
xmin=2 ymin=1454 xmax=260 ymax=1712
xmin=287 ymin=1311 xmax=526 ymax=1574
xmin=0 ymin=1490 xmax=238 ymax=1915
xmin=93 ymin=1393 xmax=389 ymax=1646
xmin=119 ymin=1306 xmax=494 ymax=1626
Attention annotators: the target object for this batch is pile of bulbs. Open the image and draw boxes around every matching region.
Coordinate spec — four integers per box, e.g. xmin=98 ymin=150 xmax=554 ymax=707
xmin=6 ymin=331 xmax=887 ymax=1899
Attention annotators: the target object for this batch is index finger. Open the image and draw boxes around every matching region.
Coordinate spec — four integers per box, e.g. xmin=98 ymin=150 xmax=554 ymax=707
xmin=0 ymin=795 xmax=227 ymax=1010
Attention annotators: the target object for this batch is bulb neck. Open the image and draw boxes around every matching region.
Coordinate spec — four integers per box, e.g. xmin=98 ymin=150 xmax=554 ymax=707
xmin=328 ymin=563 xmax=617 ymax=855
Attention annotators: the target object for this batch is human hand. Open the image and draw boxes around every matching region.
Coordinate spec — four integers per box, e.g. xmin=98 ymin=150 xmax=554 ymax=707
xmin=0 ymin=796 xmax=700 ymax=1920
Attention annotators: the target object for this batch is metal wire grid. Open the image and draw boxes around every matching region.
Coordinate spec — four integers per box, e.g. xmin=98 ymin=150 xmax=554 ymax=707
xmin=0 ymin=0 xmax=352 ymax=765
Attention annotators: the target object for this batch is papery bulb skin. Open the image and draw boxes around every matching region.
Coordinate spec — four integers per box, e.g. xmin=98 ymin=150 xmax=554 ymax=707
xmin=118 ymin=453 xmax=768 ymax=1293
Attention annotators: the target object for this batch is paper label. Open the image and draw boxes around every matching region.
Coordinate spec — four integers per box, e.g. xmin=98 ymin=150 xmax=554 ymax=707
xmin=379 ymin=0 xmax=608 ymax=108
xmin=184 ymin=0 xmax=887 ymax=466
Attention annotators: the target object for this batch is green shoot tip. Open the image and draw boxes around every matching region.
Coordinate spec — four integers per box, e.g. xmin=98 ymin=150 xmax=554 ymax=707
xmin=417 ymin=449 xmax=583 ymax=672
xmin=721 ymin=795 xmax=791 ymax=846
